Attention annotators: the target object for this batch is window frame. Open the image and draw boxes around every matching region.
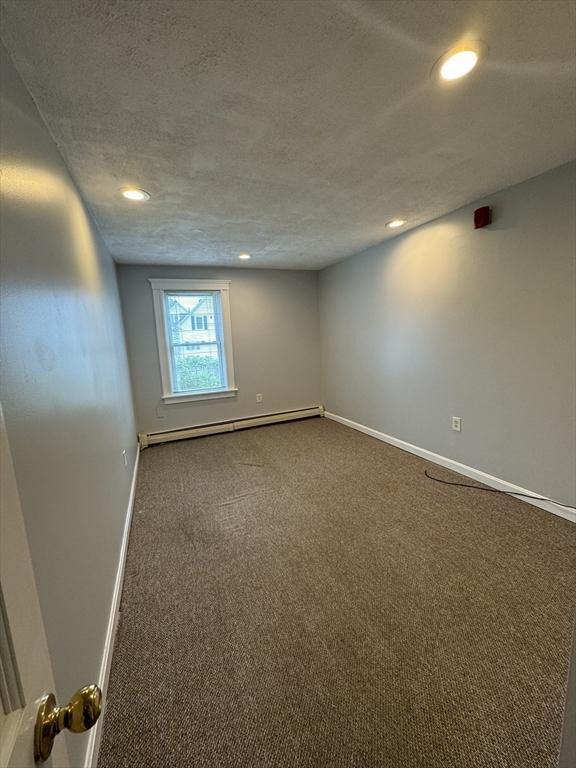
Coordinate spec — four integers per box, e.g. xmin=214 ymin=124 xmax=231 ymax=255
xmin=149 ymin=278 xmax=237 ymax=403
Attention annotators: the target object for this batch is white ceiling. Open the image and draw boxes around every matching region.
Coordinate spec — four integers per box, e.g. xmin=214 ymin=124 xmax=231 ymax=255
xmin=2 ymin=0 xmax=575 ymax=269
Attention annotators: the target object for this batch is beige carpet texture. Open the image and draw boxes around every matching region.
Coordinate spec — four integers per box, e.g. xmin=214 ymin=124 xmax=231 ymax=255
xmin=98 ymin=418 xmax=576 ymax=768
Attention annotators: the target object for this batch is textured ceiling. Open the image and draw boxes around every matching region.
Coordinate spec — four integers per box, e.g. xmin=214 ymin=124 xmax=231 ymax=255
xmin=1 ymin=0 xmax=575 ymax=269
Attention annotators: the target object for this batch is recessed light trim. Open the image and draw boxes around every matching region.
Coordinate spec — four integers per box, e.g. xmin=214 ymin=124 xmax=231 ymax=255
xmin=238 ymin=253 xmax=251 ymax=260
xmin=433 ymin=41 xmax=487 ymax=82
xmin=121 ymin=188 xmax=150 ymax=201
xmin=387 ymin=219 xmax=406 ymax=229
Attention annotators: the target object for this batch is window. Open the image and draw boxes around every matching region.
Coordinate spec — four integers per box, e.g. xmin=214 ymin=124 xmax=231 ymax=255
xmin=149 ymin=279 xmax=237 ymax=403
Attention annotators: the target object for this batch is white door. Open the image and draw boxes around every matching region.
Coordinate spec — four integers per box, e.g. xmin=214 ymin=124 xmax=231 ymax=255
xmin=0 ymin=404 xmax=69 ymax=768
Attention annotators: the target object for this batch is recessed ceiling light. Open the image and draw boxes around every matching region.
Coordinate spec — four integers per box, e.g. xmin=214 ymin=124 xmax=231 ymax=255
xmin=121 ymin=188 xmax=150 ymax=201
xmin=387 ymin=219 xmax=405 ymax=229
xmin=434 ymin=41 xmax=487 ymax=82
xmin=441 ymin=50 xmax=478 ymax=80
xmin=239 ymin=253 xmax=251 ymax=260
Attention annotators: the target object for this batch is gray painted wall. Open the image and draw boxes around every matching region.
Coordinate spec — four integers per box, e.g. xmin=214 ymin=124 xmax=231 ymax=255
xmin=319 ymin=162 xmax=576 ymax=506
xmin=0 ymin=44 xmax=137 ymax=766
xmin=117 ymin=265 xmax=321 ymax=434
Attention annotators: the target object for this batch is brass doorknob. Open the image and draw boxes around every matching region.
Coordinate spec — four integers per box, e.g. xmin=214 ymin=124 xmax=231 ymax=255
xmin=34 ymin=684 xmax=102 ymax=763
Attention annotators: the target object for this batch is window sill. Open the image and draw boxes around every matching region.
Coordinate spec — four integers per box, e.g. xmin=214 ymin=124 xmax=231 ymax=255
xmin=162 ymin=388 xmax=238 ymax=405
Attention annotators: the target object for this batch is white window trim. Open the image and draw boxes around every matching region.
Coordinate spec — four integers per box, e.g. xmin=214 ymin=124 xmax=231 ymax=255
xmin=149 ymin=278 xmax=237 ymax=403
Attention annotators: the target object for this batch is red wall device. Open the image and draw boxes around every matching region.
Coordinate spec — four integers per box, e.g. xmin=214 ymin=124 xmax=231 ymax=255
xmin=474 ymin=206 xmax=492 ymax=229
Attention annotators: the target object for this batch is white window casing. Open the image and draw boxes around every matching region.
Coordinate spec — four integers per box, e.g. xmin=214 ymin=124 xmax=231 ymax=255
xmin=149 ymin=278 xmax=237 ymax=403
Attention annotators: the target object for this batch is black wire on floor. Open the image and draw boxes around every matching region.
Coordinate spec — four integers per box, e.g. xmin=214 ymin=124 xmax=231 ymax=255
xmin=424 ymin=469 xmax=576 ymax=510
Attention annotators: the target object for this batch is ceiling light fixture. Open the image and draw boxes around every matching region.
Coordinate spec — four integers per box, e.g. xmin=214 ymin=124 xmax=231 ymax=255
xmin=121 ymin=188 xmax=150 ymax=201
xmin=387 ymin=219 xmax=405 ymax=229
xmin=434 ymin=41 xmax=487 ymax=82
xmin=239 ymin=253 xmax=251 ymax=260
xmin=441 ymin=50 xmax=478 ymax=80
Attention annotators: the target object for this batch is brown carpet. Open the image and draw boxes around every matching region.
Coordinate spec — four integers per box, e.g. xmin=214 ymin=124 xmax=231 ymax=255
xmin=98 ymin=417 xmax=576 ymax=768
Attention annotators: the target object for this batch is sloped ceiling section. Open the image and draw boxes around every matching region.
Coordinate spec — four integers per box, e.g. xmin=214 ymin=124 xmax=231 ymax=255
xmin=1 ymin=0 xmax=575 ymax=268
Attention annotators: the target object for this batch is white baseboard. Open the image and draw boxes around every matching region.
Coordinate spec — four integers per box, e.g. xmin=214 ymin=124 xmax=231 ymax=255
xmin=83 ymin=447 xmax=140 ymax=768
xmin=324 ymin=412 xmax=575 ymax=524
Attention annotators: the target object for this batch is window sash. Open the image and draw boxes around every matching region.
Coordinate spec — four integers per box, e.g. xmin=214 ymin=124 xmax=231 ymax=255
xmin=164 ymin=290 xmax=227 ymax=394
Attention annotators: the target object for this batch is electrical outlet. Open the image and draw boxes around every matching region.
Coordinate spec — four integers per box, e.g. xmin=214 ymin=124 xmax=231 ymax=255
xmin=452 ymin=416 xmax=462 ymax=432
xmin=256 ymin=393 xmax=263 ymax=403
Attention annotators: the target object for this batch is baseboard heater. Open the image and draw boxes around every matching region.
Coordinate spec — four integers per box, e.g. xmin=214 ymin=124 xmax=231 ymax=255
xmin=138 ymin=406 xmax=324 ymax=449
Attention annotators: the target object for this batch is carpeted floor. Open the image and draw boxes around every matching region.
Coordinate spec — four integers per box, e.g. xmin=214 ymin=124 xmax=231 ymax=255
xmin=98 ymin=417 xmax=576 ymax=768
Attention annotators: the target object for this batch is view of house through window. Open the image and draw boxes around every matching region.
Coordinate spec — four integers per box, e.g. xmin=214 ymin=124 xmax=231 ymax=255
xmin=165 ymin=292 xmax=225 ymax=393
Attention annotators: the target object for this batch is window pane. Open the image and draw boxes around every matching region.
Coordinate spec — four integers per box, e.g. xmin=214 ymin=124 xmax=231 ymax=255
xmin=171 ymin=344 xmax=223 ymax=392
xmin=166 ymin=293 xmax=216 ymax=344
xmin=165 ymin=293 xmax=225 ymax=392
